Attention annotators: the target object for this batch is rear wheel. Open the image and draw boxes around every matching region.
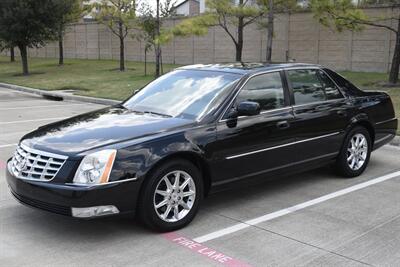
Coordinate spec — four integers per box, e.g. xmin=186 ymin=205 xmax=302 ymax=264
xmin=138 ymin=159 xmax=203 ymax=231
xmin=335 ymin=126 xmax=372 ymax=178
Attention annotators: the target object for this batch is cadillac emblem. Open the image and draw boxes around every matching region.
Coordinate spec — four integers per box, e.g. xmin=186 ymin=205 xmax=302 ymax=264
xmin=16 ymin=157 xmax=28 ymax=173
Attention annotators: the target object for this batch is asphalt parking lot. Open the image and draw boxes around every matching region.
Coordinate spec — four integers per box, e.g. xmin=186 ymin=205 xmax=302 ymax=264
xmin=1 ymin=88 xmax=400 ymax=267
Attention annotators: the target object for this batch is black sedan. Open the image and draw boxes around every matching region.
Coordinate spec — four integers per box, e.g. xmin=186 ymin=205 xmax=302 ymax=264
xmin=6 ymin=63 xmax=398 ymax=231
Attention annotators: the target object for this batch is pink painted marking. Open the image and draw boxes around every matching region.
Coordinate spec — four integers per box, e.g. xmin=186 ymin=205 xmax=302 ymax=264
xmin=0 ymin=160 xmax=6 ymax=170
xmin=163 ymin=232 xmax=252 ymax=267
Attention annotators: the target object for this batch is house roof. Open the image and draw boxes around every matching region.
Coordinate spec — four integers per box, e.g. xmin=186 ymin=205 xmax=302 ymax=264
xmin=174 ymin=0 xmax=199 ymax=8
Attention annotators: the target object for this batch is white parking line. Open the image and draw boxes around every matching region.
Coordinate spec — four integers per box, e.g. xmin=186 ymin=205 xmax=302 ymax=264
xmin=0 ymin=144 xmax=17 ymax=148
xmin=0 ymin=117 xmax=67 ymax=125
xmin=0 ymin=103 xmax=89 ymax=111
xmin=193 ymin=170 xmax=400 ymax=243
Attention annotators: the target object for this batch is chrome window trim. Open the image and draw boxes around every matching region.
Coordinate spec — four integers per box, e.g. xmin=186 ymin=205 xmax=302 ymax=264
xmin=219 ymin=106 xmax=293 ymax=123
xmin=283 ymin=66 xmax=322 ymax=71
xmin=286 ymin=67 xmax=345 ymax=106
xmin=218 ymin=69 xmax=285 ymax=122
xmin=319 ymin=68 xmax=346 ymax=99
xmin=226 ymin=131 xmax=341 ymax=160
xmin=292 ymin=98 xmax=346 ymax=109
xmin=218 ymin=66 xmax=348 ymax=123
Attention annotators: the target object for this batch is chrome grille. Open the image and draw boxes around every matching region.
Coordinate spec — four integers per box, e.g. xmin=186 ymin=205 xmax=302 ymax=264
xmin=10 ymin=144 xmax=68 ymax=181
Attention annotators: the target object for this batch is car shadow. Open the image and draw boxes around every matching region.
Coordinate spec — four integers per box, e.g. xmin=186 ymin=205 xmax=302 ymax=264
xmin=201 ymin=166 xmax=337 ymax=213
xmin=8 ymin=165 xmax=337 ymax=239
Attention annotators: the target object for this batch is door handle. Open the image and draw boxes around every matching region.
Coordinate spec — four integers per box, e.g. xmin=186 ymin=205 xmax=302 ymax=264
xmin=277 ymin=121 xmax=290 ymax=130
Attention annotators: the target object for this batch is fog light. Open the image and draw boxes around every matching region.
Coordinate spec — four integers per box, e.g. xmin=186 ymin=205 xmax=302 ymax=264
xmin=71 ymin=205 xmax=119 ymax=218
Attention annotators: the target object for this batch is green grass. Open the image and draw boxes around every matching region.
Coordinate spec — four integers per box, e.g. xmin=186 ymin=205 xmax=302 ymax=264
xmin=0 ymin=56 xmax=398 ymax=134
xmin=0 ymin=56 xmax=179 ymax=100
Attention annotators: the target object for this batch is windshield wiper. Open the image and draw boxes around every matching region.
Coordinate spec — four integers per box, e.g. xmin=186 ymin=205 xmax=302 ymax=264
xmin=125 ymin=108 xmax=172 ymax=118
xmin=142 ymin=111 xmax=173 ymax=118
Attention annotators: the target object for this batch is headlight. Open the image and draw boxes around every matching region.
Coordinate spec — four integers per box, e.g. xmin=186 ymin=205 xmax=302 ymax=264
xmin=73 ymin=149 xmax=117 ymax=185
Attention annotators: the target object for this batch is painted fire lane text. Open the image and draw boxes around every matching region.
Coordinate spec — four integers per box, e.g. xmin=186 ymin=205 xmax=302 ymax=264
xmin=0 ymin=160 xmax=6 ymax=170
xmin=163 ymin=232 xmax=251 ymax=267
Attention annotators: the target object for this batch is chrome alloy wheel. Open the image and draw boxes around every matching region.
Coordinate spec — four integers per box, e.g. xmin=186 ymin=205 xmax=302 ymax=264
xmin=347 ymin=133 xmax=368 ymax=171
xmin=153 ymin=170 xmax=196 ymax=223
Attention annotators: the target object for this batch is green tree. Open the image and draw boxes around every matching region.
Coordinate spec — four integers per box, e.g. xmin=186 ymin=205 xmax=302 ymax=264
xmin=90 ymin=0 xmax=136 ymax=71
xmin=137 ymin=0 xmax=175 ymax=77
xmin=259 ymin=0 xmax=298 ymax=62
xmin=10 ymin=46 xmax=15 ymax=62
xmin=0 ymin=0 xmax=62 ymax=75
xmin=155 ymin=0 xmax=161 ymax=77
xmin=311 ymin=0 xmax=400 ymax=84
xmin=354 ymin=0 xmax=398 ymax=7
xmin=54 ymin=0 xmax=82 ymax=66
xmin=0 ymin=39 xmax=15 ymax=62
xmin=172 ymin=0 xmax=267 ymax=62
xmin=136 ymin=3 xmax=156 ymax=76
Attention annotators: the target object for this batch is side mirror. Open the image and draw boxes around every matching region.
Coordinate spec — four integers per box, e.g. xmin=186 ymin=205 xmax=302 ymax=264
xmin=237 ymin=101 xmax=261 ymax=117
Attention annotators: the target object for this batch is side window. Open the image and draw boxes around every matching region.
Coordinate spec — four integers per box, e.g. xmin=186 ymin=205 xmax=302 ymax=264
xmin=319 ymin=70 xmax=343 ymax=100
xmin=288 ymin=69 xmax=343 ymax=105
xmin=236 ymin=72 xmax=285 ymax=112
xmin=323 ymin=68 xmax=364 ymax=97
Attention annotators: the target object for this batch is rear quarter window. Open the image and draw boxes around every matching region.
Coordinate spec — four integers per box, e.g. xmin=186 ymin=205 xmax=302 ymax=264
xmin=323 ymin=69 xmax=365 ymax=97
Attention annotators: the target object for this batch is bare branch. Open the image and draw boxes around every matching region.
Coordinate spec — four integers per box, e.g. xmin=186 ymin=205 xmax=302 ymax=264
xmin=109 ymin=25 xmax=121 ymax=37
xmin=327 ymin=9 xmax=398 ymax=33
xmin=218 ymin=14 xmax=238 ymax=46
xmin=123 ymin=26 xmax=129 ymax=38
xmin=243 ymin=14 xmax=263 ymax=27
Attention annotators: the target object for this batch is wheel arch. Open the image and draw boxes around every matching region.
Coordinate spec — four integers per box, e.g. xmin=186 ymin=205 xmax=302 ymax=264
xmin=347 ymin=114 xmax=375 ymax=144
xmin=141 ymin=151 xmax=212 ymax=198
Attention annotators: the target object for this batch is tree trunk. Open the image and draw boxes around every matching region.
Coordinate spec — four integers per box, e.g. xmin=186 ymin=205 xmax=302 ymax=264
xmin=19 ymin=45 xmax=29 ymax=75
xmin=119 ymin=22 xmax=125 ymax=72
xmin=119 ymin=36 xmax=125 ymax=71
xmin=236 ymin=17 xmax=244 ymax=62
xmin=161 ymin=50 xmax=164 ymax=75
xmin=144 ymin=49 xmax=147 ymax=76
xmin=10 ymin=46 xmax=15 ymax=62
xmin=388 ymin=19 xmax=400 ymax=84
xmin=58 ymin=29 xmax=64 ymax=66
xmin=155 ymin=0 xmax=161 ymax=78
xmin=155 ymin=47 xmax=161 ymax=78
xmin=266 ymin=0 xmax=274 ymax=63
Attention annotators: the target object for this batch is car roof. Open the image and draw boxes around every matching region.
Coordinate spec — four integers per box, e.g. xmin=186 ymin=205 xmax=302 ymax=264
xmin=177 ymin=62 xmax=322 ymax=75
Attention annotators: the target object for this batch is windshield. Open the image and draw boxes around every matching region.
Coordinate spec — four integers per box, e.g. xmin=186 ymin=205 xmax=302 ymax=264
xmin=123 ymin=70 xmax=241 ymax=120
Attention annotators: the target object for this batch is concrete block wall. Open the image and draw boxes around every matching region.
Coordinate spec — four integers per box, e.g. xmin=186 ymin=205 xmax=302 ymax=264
xmin=2 ymin=7 xmax=399 ymax=73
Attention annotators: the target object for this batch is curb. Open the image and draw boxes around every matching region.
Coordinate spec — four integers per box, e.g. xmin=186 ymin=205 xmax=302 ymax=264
xmin=0 ymin=82 xmax=120 ymax=106
xmin=391 ymin=136 xmax=400 ymax=147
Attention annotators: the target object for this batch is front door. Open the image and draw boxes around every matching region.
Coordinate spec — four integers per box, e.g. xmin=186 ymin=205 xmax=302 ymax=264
xmin=211 ymin=71 xmax=297 ymax=185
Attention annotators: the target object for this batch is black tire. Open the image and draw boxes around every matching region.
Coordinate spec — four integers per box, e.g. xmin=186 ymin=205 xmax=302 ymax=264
xmin=138 ymin=159 xmax=203 ymax=232
xmin=335 ymin=126 xmax=372 ymax=178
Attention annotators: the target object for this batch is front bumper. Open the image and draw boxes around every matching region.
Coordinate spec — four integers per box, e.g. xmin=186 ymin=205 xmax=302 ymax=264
xmin=6 ymin=160 xmax=141 ymax=218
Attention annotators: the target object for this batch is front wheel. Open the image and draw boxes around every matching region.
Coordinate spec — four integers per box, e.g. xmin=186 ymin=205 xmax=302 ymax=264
xmin=138 ymin=159 xmax=203 ymax=231
xmin=335 ymin=126 xmax=372 ymax=178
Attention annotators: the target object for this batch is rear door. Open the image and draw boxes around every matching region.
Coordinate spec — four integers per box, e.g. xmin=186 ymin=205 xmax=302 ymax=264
xmin=286 ymin=68 xmax=351 ymax=161
xmin=211 ymin=71 xmax=297 ymax=185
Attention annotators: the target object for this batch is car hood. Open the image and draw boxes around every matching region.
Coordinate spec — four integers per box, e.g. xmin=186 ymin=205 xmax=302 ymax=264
xmin=21 ymin=106 xmax=194 ymax=156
